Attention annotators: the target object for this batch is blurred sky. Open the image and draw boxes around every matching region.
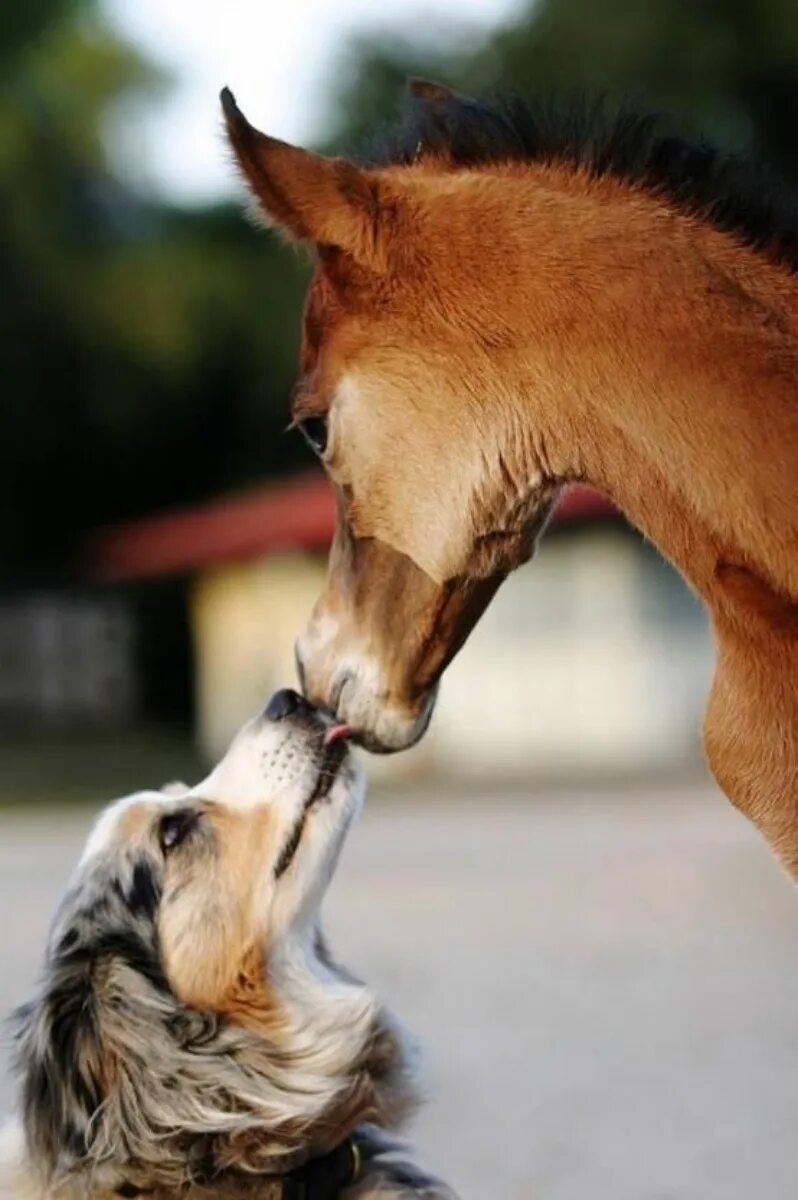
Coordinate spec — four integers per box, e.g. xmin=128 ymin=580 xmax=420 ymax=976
xmin=104 ymin=0 xmax=523 ymax=205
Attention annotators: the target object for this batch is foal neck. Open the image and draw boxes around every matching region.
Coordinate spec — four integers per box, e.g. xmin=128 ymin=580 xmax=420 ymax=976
xmin=482 ymin=166 xmax=798 ymax=867
xmin=479 ymin=165 xmax=798 ymax=609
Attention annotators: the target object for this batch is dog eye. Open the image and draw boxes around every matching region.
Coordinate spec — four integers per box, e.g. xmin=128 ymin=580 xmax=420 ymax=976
xmin=159 ymin=810 xmax=197 ymax=854
xmin=297 ymin=416 xmax=328 ymax=456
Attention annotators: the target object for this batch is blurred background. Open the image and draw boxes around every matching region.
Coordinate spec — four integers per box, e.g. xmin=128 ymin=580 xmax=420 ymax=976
xmin=2 ymin=2 xmax=798 ymax=1197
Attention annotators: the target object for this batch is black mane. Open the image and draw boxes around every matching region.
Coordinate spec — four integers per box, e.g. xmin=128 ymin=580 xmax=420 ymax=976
xmin=365 ymin=90 xmax=798 ymax=269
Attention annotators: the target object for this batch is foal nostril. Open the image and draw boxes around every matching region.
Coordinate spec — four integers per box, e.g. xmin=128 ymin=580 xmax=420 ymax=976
xmin=263 ymin=688 xmax=307 ymax=722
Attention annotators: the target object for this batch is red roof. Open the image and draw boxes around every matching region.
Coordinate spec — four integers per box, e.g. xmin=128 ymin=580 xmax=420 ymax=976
xmin=86 ymin=472 xmax=616 ymax=582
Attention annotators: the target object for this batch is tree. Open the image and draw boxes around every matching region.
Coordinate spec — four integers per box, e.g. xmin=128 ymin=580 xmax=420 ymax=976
xmin=1 ymin=0 xmax=308 ymax=570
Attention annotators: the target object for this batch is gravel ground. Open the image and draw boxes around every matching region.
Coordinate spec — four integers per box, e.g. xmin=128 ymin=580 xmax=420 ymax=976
xmin=1 ymin=781 xmax=796 ymax=1199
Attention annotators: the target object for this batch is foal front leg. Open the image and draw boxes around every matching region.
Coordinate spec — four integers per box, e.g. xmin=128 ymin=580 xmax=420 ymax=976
xmin=703 ymin=609 xmax=798 ymax=877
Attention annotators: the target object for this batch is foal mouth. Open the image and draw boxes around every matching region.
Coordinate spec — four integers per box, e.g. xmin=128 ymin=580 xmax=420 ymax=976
xmin=273 ymin=737 xmax=349 ymax=879
xmin=347 ymin=685 xmax=439 ymax=755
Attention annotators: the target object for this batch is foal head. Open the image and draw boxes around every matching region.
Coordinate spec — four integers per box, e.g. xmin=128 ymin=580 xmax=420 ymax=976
xmin=223 ymin=84 xmax=563 ymax=751
xmin=224 ymin=80 xmax=789 ymax=751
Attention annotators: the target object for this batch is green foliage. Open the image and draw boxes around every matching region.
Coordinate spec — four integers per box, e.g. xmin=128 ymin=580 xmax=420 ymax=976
xmin=1 ymin=0 xmax=309 ymax=569
xmin=327 ymin=0 xmax=798 ymax=181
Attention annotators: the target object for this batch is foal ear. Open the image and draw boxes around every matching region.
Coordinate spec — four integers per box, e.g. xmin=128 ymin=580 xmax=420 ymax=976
xmin=15 ymin=966 xmax=108 ymax=1181
xmin=221 ymin=88 xmax=383 ymax=268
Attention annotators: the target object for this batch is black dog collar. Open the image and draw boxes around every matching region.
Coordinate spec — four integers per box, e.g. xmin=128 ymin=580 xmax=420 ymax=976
xmin=282 ymin=1137 xmax=362 ymax=1199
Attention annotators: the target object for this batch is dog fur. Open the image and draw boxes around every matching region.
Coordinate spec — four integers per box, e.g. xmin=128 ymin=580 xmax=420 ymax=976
xmin=8 ymin=702 xmax=454 ymax=1199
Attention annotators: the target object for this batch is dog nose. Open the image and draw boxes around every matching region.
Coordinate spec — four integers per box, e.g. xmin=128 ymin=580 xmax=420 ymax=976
xmin=263 ymin=688 xmax=309 ymax=722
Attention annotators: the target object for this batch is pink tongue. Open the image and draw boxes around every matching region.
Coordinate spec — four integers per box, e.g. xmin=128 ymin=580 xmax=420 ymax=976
xmin=323 ymin=723 xmax=354 ymax=747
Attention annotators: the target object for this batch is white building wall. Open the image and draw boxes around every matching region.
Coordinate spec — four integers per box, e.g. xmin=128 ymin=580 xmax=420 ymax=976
xmin=432 ymin=530 xmax=712 ymax=779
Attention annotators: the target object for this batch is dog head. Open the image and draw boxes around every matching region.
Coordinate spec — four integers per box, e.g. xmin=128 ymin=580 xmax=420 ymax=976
xmin=15 ymin=693 xmax=418 ymax=1197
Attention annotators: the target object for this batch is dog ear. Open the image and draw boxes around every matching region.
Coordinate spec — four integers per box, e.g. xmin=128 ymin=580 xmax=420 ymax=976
xmin=15 ymin=941 xmax=113 ymax=1183
xmin=14 ymin=854 xmax=169 ymax=1191
xmin=14 ymin=901 xmax=223 ymax=1192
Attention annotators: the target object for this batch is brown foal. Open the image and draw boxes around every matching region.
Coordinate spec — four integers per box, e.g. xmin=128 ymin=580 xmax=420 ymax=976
xmin=223 ymin=82 xmax=798 ymax=874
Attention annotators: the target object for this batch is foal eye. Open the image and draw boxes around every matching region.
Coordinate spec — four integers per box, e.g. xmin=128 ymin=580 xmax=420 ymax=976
xmin=159 ymin=810 xmax=197 ymax=854
xmin=297 ymin=416 xmax=328 ymax=456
